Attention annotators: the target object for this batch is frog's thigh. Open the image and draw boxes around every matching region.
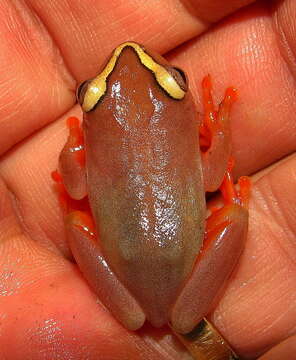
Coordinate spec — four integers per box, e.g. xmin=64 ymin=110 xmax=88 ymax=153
xmin=170 ymin=204 xmax=248 ymax=334
xmin=59 ymin=117 xmax=87 ymax=200
xmin=66 ymin=210 xmax=146 ymax=331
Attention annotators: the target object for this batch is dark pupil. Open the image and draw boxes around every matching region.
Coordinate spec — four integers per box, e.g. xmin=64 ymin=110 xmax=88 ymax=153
xmin=174 ymin=68 xmax=186 ymax=84
xmin=76 ymin=80 xmax=89 ymax=105
xmin=169 ymin=67 xmax=187 ymax=92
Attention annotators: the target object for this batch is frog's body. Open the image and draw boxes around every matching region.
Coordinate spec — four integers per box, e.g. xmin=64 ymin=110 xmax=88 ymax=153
xmin=55 ymin=42 xmax=249 ymax=334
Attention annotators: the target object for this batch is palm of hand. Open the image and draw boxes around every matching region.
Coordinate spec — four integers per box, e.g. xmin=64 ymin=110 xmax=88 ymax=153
xmin=0 ymin=1 xmax=295 ymax=359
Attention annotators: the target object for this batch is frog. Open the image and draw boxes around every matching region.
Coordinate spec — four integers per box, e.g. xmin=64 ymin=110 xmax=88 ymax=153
xmin=52 ymin=41 xmax=250 ymax=334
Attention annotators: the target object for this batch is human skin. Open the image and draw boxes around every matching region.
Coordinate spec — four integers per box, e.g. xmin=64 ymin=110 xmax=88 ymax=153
xmin=0 ymin=0 xmax=295 ymax=359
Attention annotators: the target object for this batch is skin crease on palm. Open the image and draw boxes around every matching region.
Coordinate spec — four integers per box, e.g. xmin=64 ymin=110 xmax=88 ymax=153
xmin=0 ymin=0 xmax=295 ymax=358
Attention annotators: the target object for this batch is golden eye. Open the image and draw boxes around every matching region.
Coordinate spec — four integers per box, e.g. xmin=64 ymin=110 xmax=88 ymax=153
xmin=167 ymin=67 xmax=188 ymax=92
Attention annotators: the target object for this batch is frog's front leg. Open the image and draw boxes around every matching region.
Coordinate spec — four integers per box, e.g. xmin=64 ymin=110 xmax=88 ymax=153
xmin=199 ymin=75 xmax=237 ymax=192
xmin=54 ymin=117 xmax=145 ymax=331
xmin=171 ymin=162 xmax=250 ymax=334
xmin=59 ymin=117 xmax=87 ymax=200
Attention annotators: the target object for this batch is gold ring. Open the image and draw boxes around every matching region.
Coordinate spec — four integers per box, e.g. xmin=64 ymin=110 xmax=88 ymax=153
xmin=172 ymin=318 xmax=240 ymax=360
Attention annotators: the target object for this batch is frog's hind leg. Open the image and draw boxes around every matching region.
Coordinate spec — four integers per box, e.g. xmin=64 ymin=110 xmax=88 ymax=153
xmin=65 ymin=210 xmax=146 ymax=331
xmin=52 ymin=166 xmax=146 ymax=331
xmin=199 ymin=75 xmax=237 ymax=192
xmin=170 ymin=162 xmax=250 ymax=334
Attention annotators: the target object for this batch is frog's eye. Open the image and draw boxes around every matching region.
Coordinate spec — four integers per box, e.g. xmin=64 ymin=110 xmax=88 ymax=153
xmin=76 ymin=80 xmax=90 ymax=105
xmin=167 ymin=67 xmax=188 ymax=92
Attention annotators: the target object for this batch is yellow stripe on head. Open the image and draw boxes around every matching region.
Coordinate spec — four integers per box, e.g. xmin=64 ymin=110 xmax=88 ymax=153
xmin=82 ymin=42 xmax=186 ymax=112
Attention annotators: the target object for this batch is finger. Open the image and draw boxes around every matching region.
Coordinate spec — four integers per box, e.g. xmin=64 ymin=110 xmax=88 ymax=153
xmin=184 ymin=0 xmax=256 ymax=23
xmin=167 ymin=1 xmax=296 ymax=177
xmin=210 ymin=154 xmax=296 ymax=358
xmin=0 ymin=0 xmax=76 ymax=155
xmin=0 ymin=0 xmax=254 ymax=154
xmin=25 ymin=0 xmax=256 ymax=79
xmin=258 ymin=335 xmax=296 ymax=360
xmin=0 ymin=107 xmax=81 ymax=255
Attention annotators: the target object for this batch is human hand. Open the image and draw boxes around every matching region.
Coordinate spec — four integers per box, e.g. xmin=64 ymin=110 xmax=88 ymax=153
xmin=0 ymin=0 xmax=295 ymax=359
